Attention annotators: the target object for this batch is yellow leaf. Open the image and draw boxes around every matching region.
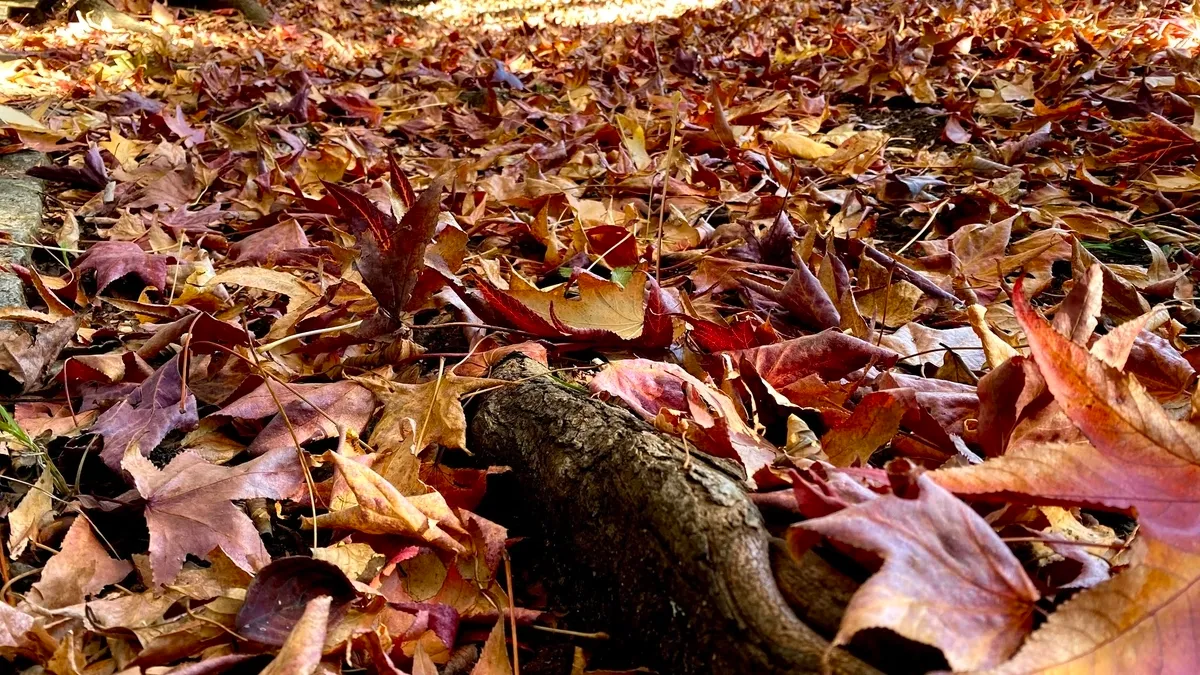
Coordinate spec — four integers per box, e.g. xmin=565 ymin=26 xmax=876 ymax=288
xmin=508 ymin=271 xmax=649 ymax=340
xmin=616 ymin=113 xmax=652 ymax=172
xmin=765 ymin=130 xmax=837 ymax=159
xmin=304 ymin=452 xmax=466 ymax=554
xmin=0 ymin=104 xmax=47 ymax=131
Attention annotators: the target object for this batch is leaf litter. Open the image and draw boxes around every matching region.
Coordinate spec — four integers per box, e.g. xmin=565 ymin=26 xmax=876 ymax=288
xmin=1 ymin=0 xmax=1200 ymax=672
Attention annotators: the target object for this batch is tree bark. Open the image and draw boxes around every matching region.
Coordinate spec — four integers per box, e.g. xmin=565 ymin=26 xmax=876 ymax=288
xmin=468 ymin=355 xmax=878 ymax=675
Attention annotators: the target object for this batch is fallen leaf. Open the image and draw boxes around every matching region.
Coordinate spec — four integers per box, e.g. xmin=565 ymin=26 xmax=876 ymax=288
xmin=259 ymin=596 xmax=331 ymax=675
xmin=357 ymin=372 xmax=505 ymax=456
xmin=471 ymin=619 xmax=514 ymax=675
xmin=28 ymin=518 xmax=131 ymax=610
xmin=303 ymin=451 xmax=466 ymax=554
xmin=326 ymin=174 xmax=445 ymax=319
xmin=123 ymin=446 xmax=305 ymax=584
xmin=822 ymin=391 xmax=907 ymax=467
xmin=795 ymin=473 xmax=1039 ymax=670
xmin=935 ymin=279 xmax=1200 ymax=550
xmin=91 ymin=355 xmax=198 ymax=470
xmin=6 ymin=468 xmax=54 ymax=559
xmin=589 ymin=358 xmax=776 ymax=477
xmin=725 ymin=330 xmax=899 ymax=392
xmin=987 ymin=538 xmax=1199 ymax=674
xmin=216 ymin=380 xmax=375 ymax=455
xmin=75 ymin=242 xmax=168 ymax=294
xmin=236 ymin=556 xmax=356 ymax=647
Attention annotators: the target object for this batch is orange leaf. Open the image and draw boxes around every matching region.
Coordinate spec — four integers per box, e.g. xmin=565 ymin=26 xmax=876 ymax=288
xmin=936 ymin=279 xmax=1200 ymax=550
xmin=822 ymin=391 xmax=907 ymax=467
xmin=470 ymin=619 xmax=513 ymax=675
xmin=988 ymin=538 xmax=1200 ymax=674
xmin=507 ymin=271 xmax=650 ymax=340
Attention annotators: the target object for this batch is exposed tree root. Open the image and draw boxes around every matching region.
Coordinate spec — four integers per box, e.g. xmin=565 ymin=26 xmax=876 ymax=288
xmin=468 ymin=355 xmax=879 ymax=675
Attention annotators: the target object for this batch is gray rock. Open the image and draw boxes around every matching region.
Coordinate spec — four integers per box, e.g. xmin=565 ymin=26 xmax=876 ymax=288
xmin=0 ymin=150 xmax=45 ymax=310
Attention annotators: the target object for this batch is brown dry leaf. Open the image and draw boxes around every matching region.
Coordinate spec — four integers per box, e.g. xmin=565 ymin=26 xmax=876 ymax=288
xmin=304 ymin=451 xmax=466 ymax=554
xmin=589 ymin=358 xmax=776 ymax=478
xmin=471 ymin=619 xmax=514 ymax=675
xmin=766 ymin=130 xmax=837 ymax=159
xmin=216 ymin=380 xmax=376 ymax=455
xmin=879 ymin=322 xmax=985 ymax=371
xmin=507 ymin=271 xmax=650 ymax=340
xmin=260 ymin=596 xmax=331 ymax=675
xmin=935 ymin=279 xmax=1200 ymax=549
xmin=7 ymin=468 xmax=54 ymax=559
xmin=988 ymin=538 xmax=1199 ymax=674
xmin=816 ymin=130 xmax=887 ymax=175
xmin=357 ymin=372 xmax=505 ymax=456
xmin=123 ymin=447 xmax=306 ymax=585
xmin=795 ymin=473 xmax=1039 ymax=670
xmin=27 ymin=518 xmax=132 ymax=610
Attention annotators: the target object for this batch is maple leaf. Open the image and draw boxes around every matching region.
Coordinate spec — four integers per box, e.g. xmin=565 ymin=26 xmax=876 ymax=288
xmin=215 ymin=380 xmax=376 ymax=455
xmin=1101 ymin=114 xmax=1200 ymax=165
xmin=303 ymin=451 xmax=467 ymax=554
xmin=931 ymin=279 xmax=1200 ymax=672
xmin=355 ymin=372 xmax=505 ymax=456
xmin=236 ymin=556 xmax=356 ymax=646
xmin=123 ymin=446 xmax=306 ymax=585
xmin=934 ymin=279 xmax=1200 ymax=549
xmin=822 ymin=391 xmax=908 ymax=467
xmin=589 ymin=358 xmax=776 ymax=478
xmin=325 ymin=174 xmax=446 ymax=319
xmin=739 ymin=262 xmax=841 ymax=331
xmin=725 ymin=330 xmax=899 ymax=391
xmin=471 ymin=619 xmax=514 ymax=675
xmin=986 ymin=538 xmax=1200 ymax=674
xmin=163 ymin=105 xmax=206 ymax=147
xmin=0 ymin=317 xmax=77 ymax=392
xmin=326 ymin=93 xmax=384 ymax=126
xmin=27 ymin=518 xmax=132 ymax=610
xmin=228 ymin=219 xmax=318 ymax=266
xmin=795 ymin=473 xmax=1039 ymax=671
xmin=91 ymin=355 xmax=198 ymax=471
xmin=26 ymin=146 xmax=107 ymax=190
xmin=477 ymin=270 xmax=672 ymax=346
xmin=74 ymin=241 xmax=169 ymax=294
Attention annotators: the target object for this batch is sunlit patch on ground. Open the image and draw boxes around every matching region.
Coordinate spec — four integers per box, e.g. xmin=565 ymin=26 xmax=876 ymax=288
xmin=405 ymin=0 xmax=730 ymax=29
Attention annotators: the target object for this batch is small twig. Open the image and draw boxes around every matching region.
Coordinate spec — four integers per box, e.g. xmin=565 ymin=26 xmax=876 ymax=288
xmin=1001 ymin=536 xmax=1128 ymax=550
xmin=410 ymin=322 xmax=543 ymax=339
xmin=896 ymin=200 xmax=947 ymax=255
xmin=504 ymin=551 xmax=520 ymax=675
xmin=529 ymin=625 xmax=610 ymax=640
xmin=255 ymin=319 xmax=365 ymax=352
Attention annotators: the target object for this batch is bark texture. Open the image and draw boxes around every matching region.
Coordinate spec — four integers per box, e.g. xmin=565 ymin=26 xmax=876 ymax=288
xmin=468 ymin=355 xmax=878 ymax=675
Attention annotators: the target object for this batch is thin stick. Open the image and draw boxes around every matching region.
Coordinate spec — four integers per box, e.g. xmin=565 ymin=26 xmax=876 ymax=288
xmin=240 ymin=318 xmax=320 ymax=550
xmin=1000 ymin=536 xmax=1128 ymax=550
xmin=255 ymin=320 xmax=365 ymax=352
xmin=896 ymin=200 xmax=946 ymax=255
xmin=530 ymin=625 xmax=610 ymax=639
xmin=504 ymin=551 xmax=520 ymax=675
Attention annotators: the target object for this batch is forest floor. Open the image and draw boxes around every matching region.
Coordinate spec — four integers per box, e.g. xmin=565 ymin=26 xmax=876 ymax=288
xmin=1 ymin=0 xmax=1199 ymax=673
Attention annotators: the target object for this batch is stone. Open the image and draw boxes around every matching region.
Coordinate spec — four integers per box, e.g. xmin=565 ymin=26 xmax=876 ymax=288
xmin=0 ymin=151 xmax=45 ymax=310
